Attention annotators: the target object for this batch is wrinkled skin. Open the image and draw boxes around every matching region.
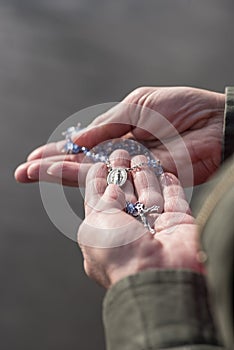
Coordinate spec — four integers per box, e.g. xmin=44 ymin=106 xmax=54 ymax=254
xmin=15 ymin=86 xmax=225 ymax=187
xmin=78 ymin=151 xmax=204 ymax=289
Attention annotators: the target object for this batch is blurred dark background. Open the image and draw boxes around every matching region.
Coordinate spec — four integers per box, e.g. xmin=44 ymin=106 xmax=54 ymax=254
xmin=1 ymin=1 xmax=234 ymax=349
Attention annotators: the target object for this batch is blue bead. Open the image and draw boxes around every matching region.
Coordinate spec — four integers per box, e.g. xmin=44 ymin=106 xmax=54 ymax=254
xmin=64 ymin=141 xmax=81 ymax=154
xmin=126 ymin=202 xmax=137 ymax=215
xmin=99 ymin=155 xmax=108 ymax=162
xmin=84 ymin=151 xmax=91 ymax=157
xmin=82 ymin=147 xmax=92 ymax=155
xmin=72 ymin=144 xmax=81 ymax=154
xmin=154 ymin=166 xmax=163 ymax=175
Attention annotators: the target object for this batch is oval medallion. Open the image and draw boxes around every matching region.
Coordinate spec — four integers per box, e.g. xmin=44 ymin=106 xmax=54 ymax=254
xmin=107 ymin=168 xmax=128 ymax=187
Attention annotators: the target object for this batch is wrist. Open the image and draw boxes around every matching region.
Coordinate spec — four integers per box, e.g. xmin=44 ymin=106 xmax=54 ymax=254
xmin=107 ymin=234 xmax=205 ymax=288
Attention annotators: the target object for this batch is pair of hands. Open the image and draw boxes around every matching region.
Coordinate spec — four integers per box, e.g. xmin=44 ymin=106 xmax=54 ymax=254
xmin=15 ymin=86 xmax=224 ymax=288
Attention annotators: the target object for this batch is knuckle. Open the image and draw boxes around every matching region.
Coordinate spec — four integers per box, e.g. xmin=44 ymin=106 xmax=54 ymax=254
xmin=131 ymin=154 xmax=147 ymax=166
xmin=164 ymin=197 xmax=189 ymax=213
xmin=109 ymin=149 xmax=130 ymax=164
xmin=129 ymin=86 xmax=150 ymax=99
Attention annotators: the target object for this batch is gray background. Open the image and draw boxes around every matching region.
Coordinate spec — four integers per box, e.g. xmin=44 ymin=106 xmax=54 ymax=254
xmin=1 ymin=1 xmax=233 ymax=349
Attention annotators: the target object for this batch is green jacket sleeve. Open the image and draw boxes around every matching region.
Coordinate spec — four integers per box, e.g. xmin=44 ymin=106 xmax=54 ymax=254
xmin=195 ymin=156 xmax=234 ymax=349
xmin=103 ymin=269 xmax=223 ymax=350
xmin=223 ymin=87 xmax=234 ymax=160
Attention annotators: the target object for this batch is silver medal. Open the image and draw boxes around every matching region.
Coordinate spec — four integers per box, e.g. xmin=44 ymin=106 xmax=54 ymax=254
xmin=107 ymin=168 xmax=128 ymax=187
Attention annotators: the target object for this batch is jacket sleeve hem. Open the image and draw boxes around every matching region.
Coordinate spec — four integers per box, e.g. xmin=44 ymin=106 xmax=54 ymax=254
xmin=103 ymin=269 xmax=222 ymax=350
xmin=222 ymin=87 xmax=234 ymax=161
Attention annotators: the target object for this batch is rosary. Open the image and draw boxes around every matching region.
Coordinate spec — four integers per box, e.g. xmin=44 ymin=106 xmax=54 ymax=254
xmin=62 ymin=125 xmax=163 ymax=234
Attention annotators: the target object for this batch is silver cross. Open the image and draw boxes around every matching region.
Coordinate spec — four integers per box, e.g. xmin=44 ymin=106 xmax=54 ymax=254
xmin=134 ymin=202 xmax=160 ymax=234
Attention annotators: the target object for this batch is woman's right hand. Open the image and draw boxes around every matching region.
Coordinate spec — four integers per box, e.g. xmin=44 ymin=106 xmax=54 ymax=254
xmin=15 ymin=86 xmax=225 ymax=186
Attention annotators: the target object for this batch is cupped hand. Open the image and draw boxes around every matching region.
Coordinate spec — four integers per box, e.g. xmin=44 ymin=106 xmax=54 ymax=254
xmin=78 ymin=150 xmax=204 ymax=289
xmin=15 ymin=86 xmax=225 ymax=186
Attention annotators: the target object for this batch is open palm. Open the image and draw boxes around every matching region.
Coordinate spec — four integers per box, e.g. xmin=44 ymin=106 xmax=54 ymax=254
xmin=15 ymin=86 xmax=224 ymax=186
xmin=78 ymin=151 xmax=203 ymax=289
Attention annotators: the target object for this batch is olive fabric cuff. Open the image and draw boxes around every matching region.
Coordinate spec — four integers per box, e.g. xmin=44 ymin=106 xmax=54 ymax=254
xmin=103 ymin=269 xmax=221 ymax=350
xmin=223 ymin=87 xmax=234 ymax=161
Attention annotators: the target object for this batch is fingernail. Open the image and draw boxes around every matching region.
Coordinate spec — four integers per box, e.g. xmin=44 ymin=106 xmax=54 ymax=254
xmin=27 ymin=164 xmax=39 ymax=179
xmin=27 ymin=149 xmax=41 ymax=161
xmin=47 ymin=162 xmax=64 ymax=177
xmin=15 ymin=163 xmax=26 ymax=173
xmin=160 ymin=173 xmax=173 ymax=186
xmin=14 ymin=163 xmax=28 ymax=182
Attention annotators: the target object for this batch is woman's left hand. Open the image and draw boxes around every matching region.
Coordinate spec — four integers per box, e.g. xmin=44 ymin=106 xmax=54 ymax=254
xmin=78 ymin=150 xmax=204 ymax=289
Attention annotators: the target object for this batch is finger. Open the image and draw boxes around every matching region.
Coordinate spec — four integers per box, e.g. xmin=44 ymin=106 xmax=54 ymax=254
xmin=84 ymin=163 xmax=127 ymax=219
xmin=154 ymin=212 xmax=195 ymax=233
xmin=15 ymin=160 xmax=90 ymax=187
xmin=27 ymin=141 xmax=67 ymax=161
xmin=131 ymin=155 xmax=164 ymax=231
xmin=46 ymin=161 xmax=91 ymax=186
xmin=94 ymin=184 xmax=126 ymax=213
xmin=84 ymin=150 xmax=136 ymax=215
xmin=85 ymin=163 xmax=108 ymax=216
xmin=74 ymin=123 xmax=131 ymax=150
xmin=79 ymin=183 xmax=145 ymax=249
xmin=15 ymin=162 xmax=39 ymax=183
xmin=160 ymin=173 xmax=191 ymax=214
xmin=73 ymin=103 xmax=135 ymax=149
xmin=28 ymin=161 xmax=65 ymax=184
xmin=27 ymin=141 xmax=87 ymax=163
xmin=15 ymin=154 xmax=88 ymax=183
xmin=108 ymin=150 xmax=136 ymax=203
xmin=131 ymin=155 xmax=164 ymax=210
xmin=27 ymin=124 xmax=89 ymax=161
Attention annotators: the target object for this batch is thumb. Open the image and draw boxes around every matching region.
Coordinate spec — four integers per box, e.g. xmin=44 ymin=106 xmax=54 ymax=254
xmin=79 ymin=184 xmax=145 ymax=248
xmin=74 ymin=123 xmax=131 ymax=149
xmin=73 ymin=102 xmax=136 ymax=148
xmin=86 ymin=184 xmax=126 ymax=215
xmin=96 ymin=184 xmax=126 ymax=213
